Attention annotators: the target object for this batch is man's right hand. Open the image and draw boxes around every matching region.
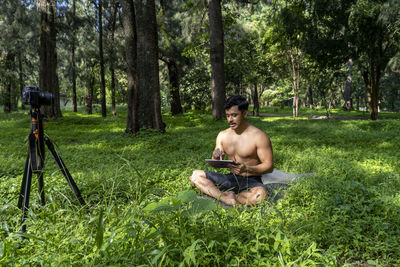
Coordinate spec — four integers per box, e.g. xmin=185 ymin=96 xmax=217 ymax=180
xmin=212 ymin=148 xmax=225 ymax=160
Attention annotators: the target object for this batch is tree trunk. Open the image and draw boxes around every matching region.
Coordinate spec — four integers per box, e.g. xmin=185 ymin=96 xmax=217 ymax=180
xmin=330 ymin=87 xmax=337 ymax=108
xmin=167 ymin=59 xmax=183 ymax=115
xmin=159 ymin=1 xmax=183 ymax=115
xmin=343 ymin=58 xmax=353 ymax=111
xmin=290 ymin=53 xmax=299 ymax=118
xmin=252 ymin=83 xmax=259 ymax=116
xmin=39 ymin=0 xmax=61 ymax=118
xmin=295 ymin=60 xmax=300 ymax=117
xmin=363 ymin=60 xmax=381 ymax=120
xmin=308 ymin=85 xmax=313 ymax=109
xmin=259 ymin=84 xmax=266 ymax=104
xmin=3 ymin=52 xmax=15 ymax=113
xmin=110 ymin=67 xmax=116 ymax=116
xmin=134 ymin=0 xmax=165 ymax=131
xmin=390 ymin=81 xmax=398 ymax=111
xmin=110 ymin=2 xmax=118 ymax=117
xmin=86 ymin=65 xmax=95 ymax=114
xmin=294 ymin=93 xmax=299 ymax=117
xmin=18 ymin=51 xmax=25 ymax=110
xmin=71 ymin=0 xmax=77 ymax=112
xmin=99 ymin=0 xmax=106 ymax=117
xmin=208 ymin=0 xmax=226 ymax=120
xmin=3 ymin=83 xmax=12 ymax=113
xmin=10 ymin=55 xmax=17 ymax=111
xmin=356 ymin=95 xmax=360 ymax=111
xmin=121 ymin=0 xmax=138 ymax=133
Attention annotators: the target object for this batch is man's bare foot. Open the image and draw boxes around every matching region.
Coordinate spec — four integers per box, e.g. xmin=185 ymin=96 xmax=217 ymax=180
xmin=219 ymin=191 xmax=237 ymax=206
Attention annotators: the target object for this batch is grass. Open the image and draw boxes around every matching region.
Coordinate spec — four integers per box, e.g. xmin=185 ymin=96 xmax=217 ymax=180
xmin=257 ymin=105 xmax=400 ymax=119
xmin=0 ymin=106 xmax=399 ymax=266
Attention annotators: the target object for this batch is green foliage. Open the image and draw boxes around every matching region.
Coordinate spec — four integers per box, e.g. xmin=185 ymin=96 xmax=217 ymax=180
xmin=261 ymin=79 xmax=292 ymax=107
xmin=381 ymin=56 xmax=400 ymax=111
xmin=0 ymin=107 xmax=400 ymax=265
xmin=144 ymin=190 xmax=216 ymax=216
xmin=180 ymin=65 xmax=211 ymax=111
xmin=2 ymin=1 xmax=399 ymax=119
xmin=305 ymin=0 xmax=400 ymax=118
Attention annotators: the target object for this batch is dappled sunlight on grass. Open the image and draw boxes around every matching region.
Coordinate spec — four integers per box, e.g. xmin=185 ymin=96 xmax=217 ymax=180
xmin=357 ymin=159 xmax=397 ymax=174
xmin=258 ymin=106 xmax=400 ymax=119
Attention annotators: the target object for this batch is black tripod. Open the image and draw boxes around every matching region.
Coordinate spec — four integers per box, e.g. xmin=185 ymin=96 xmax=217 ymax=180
xmin=18 ymin=107 xmax=86 ymax=234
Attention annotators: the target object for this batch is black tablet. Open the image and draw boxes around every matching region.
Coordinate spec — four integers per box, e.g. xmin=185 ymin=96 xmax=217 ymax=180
xmin=205 ymin=159 xmax=238 ymax=168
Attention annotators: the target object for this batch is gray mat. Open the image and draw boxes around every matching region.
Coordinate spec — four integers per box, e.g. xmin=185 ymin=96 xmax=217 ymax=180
xmin=198 ymin=169 xmax=314 ymax=206
xmin=261 ymin=169 xmax=314 ymax=185
xmin=262 ymin=169 xmax=314 ymax=201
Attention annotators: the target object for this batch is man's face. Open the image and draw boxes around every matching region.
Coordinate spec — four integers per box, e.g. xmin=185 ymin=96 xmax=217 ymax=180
xmin=225 ymin=105 xmax=247 ymax=130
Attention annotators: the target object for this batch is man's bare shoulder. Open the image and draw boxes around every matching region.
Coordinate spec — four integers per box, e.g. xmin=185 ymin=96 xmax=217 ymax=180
xmin=247 ymin=125 xmax=271 ymax=141
xmin=247 ymin=124 xmax=268 ymax=135
xmin=218 ymin=128 xmax=231 ymax=136
xmin=216 ymin=128 xmax=231 ymax=142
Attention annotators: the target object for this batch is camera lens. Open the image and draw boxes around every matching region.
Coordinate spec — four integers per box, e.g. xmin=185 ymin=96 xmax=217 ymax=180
xmin=39 ymin=92 xmax=54 ymax=106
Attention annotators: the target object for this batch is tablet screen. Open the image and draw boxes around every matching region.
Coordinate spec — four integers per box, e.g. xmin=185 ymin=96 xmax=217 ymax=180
xmin=205 ymin=159 xmax=237 ymax=168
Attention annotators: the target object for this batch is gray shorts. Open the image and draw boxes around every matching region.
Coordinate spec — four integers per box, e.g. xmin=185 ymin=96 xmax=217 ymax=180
xmin=205 ymin=171 xmax=265 ymax=194
xmin=205 ymin=171 xmax=289 ymax=200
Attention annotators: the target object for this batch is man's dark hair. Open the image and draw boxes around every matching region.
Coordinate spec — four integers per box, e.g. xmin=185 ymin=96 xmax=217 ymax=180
xmin=224 ymin=95 xmax=249 ymax=111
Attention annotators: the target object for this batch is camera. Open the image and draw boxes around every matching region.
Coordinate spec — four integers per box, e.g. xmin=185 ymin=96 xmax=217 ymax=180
xmin=22 ymin=86 xmax=54 ymax=107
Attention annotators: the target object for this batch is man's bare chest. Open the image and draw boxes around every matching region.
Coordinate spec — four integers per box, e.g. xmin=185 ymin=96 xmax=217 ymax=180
xmin=222 ymin=136 xmax=257 ymax=159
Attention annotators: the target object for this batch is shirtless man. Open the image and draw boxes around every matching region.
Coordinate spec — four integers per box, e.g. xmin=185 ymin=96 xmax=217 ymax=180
xmin=190 ymin=95 xmax=274 ymax=206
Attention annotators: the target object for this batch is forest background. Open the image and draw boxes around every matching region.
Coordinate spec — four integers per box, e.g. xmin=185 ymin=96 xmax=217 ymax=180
xmin=1 ymin=0 xmax=400 ymax=266
xmin=1 ymin=0 xmax=399 ymax=122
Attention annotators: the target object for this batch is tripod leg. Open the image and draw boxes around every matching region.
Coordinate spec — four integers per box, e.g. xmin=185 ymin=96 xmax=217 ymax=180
xmin=19 ymin=157 xmax=33 ymax=235
xmin=38 ymin=172 xmax=45 ymax=206
xmin=18 ymin=154 xmax=30 ymax=209
xmin=45 ymin=137 xmax=86 ymax=206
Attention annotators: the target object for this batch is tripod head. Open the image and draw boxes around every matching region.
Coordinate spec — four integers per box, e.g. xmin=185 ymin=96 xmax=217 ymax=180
xmin=21 ymin=86 xmax=53 ymax=172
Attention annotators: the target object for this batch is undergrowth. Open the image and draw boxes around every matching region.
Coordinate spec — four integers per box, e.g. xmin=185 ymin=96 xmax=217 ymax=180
xmin=0 ymin=107 xmax=399 ymax=266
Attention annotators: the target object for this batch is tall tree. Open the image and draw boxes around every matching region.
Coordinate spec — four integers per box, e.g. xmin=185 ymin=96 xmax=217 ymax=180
xmin=85 ymin=61 xmax=96 ymax=114
xmin=121 ymin=0 xmax=138 ymax=133
xmin=349 ymin=1 xmax=399 ymax=120
xmin=18 ymin=51 xmax=25 ymax=110
xmin=342 ymin=58 xmax=353 ymax=111
xmin=72 ymin=1 xmax=98 ymax=115
xmin=252 ymin=84 xmax=260 ymax=116
xmin=160 ymin=57 xmax=183 ymax=115
xmin=133 ymin=0 xmax=165 ymax=131
xmin=109 ymin=1 xmax=118 ymax=116
xmin=208 ymin=0 xmax=226 ymax=120
xmin=167 ymin=60 xmax=183 ymax=115
xmin=39 ymin=0 xmax=62 ymax=118
xmin=2 ymin=52 xmax=15 ymax=113
xmin=158 ymin=0 xmax=185 ymax=115
xmin=71 ymin=0 xmax=78 ymax=112
xmin=307 ymin=85 xmax=314 ymax=109
xmin=98 ymin=0 xmax=107 ymax=117
xmin=277 ymin=2 xmax=308 ymax=118
xmin=0 ymin=0 xmax=16 ymax=113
